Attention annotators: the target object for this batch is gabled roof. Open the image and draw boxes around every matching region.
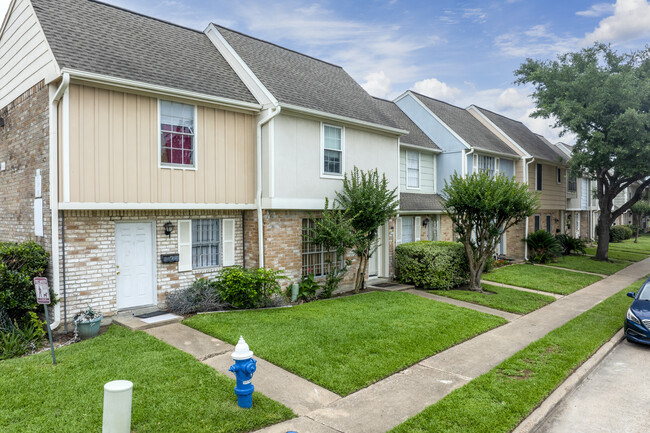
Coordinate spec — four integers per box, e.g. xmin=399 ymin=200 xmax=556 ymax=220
xmin=31 ymin=0 xmax=257 ymax=104
xmin=373 ymin=98 xmax=440 ymax=150
xmin=400 ymin=193 xmax=444 ymax=212
xmin=471 ymin=106 xmax=562 ymax=163
xmin=409 ymin=92 xmax=518 ymax=156
xmin=215 ymin=25 xmax=400 ymax=129
xmin=536 ymin=134 xmax=568 ymax=163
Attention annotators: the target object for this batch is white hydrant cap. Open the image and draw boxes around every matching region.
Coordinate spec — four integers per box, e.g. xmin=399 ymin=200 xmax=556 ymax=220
xmin=231 ymin=336 xmax=254 ymax=360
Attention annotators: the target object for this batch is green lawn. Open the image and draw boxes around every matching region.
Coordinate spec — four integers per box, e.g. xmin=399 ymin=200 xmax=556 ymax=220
xmin=547 ymin=254 xmax=632 ymax=275
xmin=390 ymin=278 xmax=644 ymax=433
xmin=429 ymin=284 xmax=555 ymax=314
xmin=483 ymin=264 xmax=602 ymax=295
xmin=184 ymin=291 xmax=506 ymax=396
xmin=585 ymin=247 xmax=648 ymax=262
xmin=0 ymin=326 xmax=294 ymax=433
xmin=608 ymin=235 xmax=650 ymax=254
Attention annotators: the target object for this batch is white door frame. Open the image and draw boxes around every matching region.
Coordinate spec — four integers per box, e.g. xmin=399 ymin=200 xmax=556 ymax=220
xmin=115 ymin=221 xmax=157 ymax=310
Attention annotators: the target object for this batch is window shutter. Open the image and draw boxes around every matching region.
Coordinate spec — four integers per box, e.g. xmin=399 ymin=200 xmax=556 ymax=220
xmin=178 ymin=220 xmax=192 ymax=272
xmin=396 ymin=217 xmax=402 ymax=245
xmin=473 ymin=154 xmax=478 ymax=174
xmin=414 ymin=217 xmax=421 ymax=241
xmin=222 ymin=219 xmax=235 ymax=267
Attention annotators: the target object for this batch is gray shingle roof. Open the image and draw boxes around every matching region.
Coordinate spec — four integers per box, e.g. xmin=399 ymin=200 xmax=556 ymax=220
xmin=473 ymin=106 xmax=563 ymax=162
xmin=215 ymin=26 xmax=400 ymax=129
xmin=400 ymin=193 xmax=444 ymax=211
xmin=373 ymin=98 xmax=439 ymax=150
xmin=536 ymin=134 xmax=568 ymax=163
xmin=410 ymin=92 xmax=518 ymax=156
xmin=31 ymin=0 xmax=257 ymax=104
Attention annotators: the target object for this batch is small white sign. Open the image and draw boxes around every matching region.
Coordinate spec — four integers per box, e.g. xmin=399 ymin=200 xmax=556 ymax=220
xmin=34 ymin=277 xmax=50 ymax=304
xmin=35 ymin=169 xmax=42 ymax=198
xmin=34 ymin=198 xmax=43 ymax=237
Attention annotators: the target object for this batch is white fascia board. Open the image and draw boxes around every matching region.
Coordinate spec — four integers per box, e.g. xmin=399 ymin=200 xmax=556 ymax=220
xmin=58 ymin=202 xmax=257 ymax=211
xmin=0 ymin=0 xmax=17 ymax=42
xmin=392 ymin=90 xmax=412 ymax=103
xmin=472 ymin=147 xmax=519 ymax=159
xmin=204 ymin=24 xmax=278 ymax=107
xmin=261 ymin=198 xmax=327 ymax=210
xmin=406 ymin=92 xmax=471 ymax=150
xmin=466 ymin=105 xmax=531 ymax=158
xmin=400 ymin=143 xmax=442 ymax=154
xmin=281 ymin=103 xmax=408 ymax=136
xmin=62 ymin=68 xmax=262 ymax=113
xmin=398 ymin=210 xmax=444 ymax=215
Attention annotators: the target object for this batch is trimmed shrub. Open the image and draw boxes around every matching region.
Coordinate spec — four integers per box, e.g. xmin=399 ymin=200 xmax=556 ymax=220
xmin=216 ymin=267 xmax=286 ymax=309
xmin=166 ymin=278 xmax=225 ymax=315
xmin=526 ymin=230 xmax=562 ymax=263
xmin=395 ymin=241 xmax=469 ymax=290
xmin=0 ymin=241 xmax=51 ymax=323
xmin=610 ymin=225 xmax=633 ymax=242
xmin=555 ymin=234 xmax=587 ymax=255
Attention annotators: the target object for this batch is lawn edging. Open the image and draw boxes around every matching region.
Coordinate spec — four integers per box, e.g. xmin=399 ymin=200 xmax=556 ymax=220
xmin=512 ymin=329 xmax=624 ymax=433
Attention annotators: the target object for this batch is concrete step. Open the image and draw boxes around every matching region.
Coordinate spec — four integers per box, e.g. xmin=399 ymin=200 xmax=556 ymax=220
xmin=113 ymin=310 xmax=182 ymax=330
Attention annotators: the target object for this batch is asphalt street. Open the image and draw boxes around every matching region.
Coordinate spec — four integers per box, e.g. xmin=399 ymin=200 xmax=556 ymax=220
xmin=538 ymin=340 xmax=650 ymax=433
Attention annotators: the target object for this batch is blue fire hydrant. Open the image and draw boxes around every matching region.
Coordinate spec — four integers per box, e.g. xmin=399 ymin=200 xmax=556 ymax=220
xmin=229 ymin=336 xmax=257 ymax=409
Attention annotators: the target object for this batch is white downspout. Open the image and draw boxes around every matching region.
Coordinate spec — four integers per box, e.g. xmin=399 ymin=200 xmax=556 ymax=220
xmin=256 ymin=106 xmax=281 ymax=269
xmin=464 ymin=148 xmax=475 ymax=177
xmin=48 ymin=73 xmax=70 ymax=329
xmin=524 ymin=156 xmax=535 ymax=261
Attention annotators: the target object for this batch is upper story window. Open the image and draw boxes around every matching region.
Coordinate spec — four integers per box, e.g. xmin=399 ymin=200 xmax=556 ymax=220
xmin=568 ymin=176 xmax=577 ymax=193
xmin=407 ymin=151 xmax=420 ymax=188
xmin=160 ymin=100 xmax=195 ymax=168
xmin=536 ymin=163 xmax=543 ymax=191
xmin=557 ymin=168 xmax=562 ymax=184
xmin=322 ymin=124 xmax=343 ymax=176
xmin=477 ymin=155 xmax=497 ymax=177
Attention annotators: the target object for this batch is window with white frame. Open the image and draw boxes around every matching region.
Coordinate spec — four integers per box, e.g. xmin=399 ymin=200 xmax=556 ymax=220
xmin=302 ymin=219 xmax=343 ymax=276
xmin=557 ymin=168 xmax=562 ymax=184
xmin=477 ymin=155 xmax=496 ymax=176
xmin=322 ymin=124 xmax=343 ymax=176
xmin=160 ymin=100 xmax=195 ymax=167
xmin=402 ymin=216 xmax=415 ymax=243
xmin=568 ymin=176 xmax=577 ymax=193
xmin=192 ymin=220 xmax=220 ymax=268
xmin=407 ymin=151 xmax=420 ymax=188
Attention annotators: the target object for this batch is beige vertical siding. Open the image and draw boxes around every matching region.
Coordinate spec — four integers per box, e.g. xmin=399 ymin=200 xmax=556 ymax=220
xmin=530 ymin=162 xmax=566 ymax=210
xmin=62 ymin=84 xmax=255 ymax=204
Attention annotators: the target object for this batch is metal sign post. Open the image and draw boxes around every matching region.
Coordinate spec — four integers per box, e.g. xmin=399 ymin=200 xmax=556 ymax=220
xmin=34 ymin=277 xmax=56 ymax=365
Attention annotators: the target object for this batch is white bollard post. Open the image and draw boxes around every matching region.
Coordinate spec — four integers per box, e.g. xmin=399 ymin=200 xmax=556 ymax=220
xmin=102 ymin=380 xmax=133 ymax=433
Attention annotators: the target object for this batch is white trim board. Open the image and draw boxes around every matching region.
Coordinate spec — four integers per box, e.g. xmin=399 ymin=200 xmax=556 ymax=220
xmin=58 ymin=202 xmax=256 ymax=210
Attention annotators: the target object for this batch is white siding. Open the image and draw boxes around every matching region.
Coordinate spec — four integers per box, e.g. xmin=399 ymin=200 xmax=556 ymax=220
xmin=0 ymin=0 xmax=59 ymax=109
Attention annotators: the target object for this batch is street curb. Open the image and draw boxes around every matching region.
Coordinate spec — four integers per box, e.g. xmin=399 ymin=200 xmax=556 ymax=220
xmin=512 ymin=329 xmax=625 ymax=433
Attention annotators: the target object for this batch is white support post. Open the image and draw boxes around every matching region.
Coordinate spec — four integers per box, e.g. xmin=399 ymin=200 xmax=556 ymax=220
xmin=102 ymin=380 xmax=133 ymax=433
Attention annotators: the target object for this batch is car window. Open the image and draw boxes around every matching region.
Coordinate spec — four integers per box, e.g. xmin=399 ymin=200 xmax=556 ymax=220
xmin=637 ymin=281 xmax=650 ymax=301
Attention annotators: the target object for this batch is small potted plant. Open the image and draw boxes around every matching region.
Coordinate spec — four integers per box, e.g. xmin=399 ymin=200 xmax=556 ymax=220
xmin=73 ymin=306 xmax=102 ymax=339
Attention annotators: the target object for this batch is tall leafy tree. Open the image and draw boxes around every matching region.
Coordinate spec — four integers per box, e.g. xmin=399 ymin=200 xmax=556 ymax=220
xmin=334 ymin=167 xmax=398 ymax=293
xmin=630 ymin=200 xmax=650 ymax=243
xmin=442 ymin=172 xmax=539 ymax=292
xmin=515 ymin=43 xmax=650 ymax=260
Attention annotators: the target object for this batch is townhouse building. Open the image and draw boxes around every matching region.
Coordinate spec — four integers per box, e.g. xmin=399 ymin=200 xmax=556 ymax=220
xmin=0 ymin=0 xmax=404 ymax=325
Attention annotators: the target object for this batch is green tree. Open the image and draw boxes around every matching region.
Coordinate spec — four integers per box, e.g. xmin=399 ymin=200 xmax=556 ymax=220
xmin=630 ymin=200 xmax=650 ymax=243
xmin=442 ymin=172 xmax=539 ymax=292
xmin=334 ymin=167 xmax=398 ymax=293
xmin=515 ymin=43 xmax=650 ymax=261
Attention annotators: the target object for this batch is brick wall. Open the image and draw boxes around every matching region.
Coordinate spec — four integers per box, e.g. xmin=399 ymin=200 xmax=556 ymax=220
xmin=440 ymin=214 xmax=455 ymax=242
xmin=0 ymin=81 xmax=51 ymax=262
xmin=58 ymin=209 xmax=244 ymax=323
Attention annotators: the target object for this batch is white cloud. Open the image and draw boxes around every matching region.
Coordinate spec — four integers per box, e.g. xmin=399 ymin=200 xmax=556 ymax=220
xmin=584 ymin=0 xmax=650 ymax=43
xmin=495 ymin=24 xmax=581 ymax=57
xmin=576 ymin=2 xmax=616 ymax=17
xmin=361 ymin=71 xmax=392 ymax=98
xmin=412 ymin=78 xmax=462 ymax=101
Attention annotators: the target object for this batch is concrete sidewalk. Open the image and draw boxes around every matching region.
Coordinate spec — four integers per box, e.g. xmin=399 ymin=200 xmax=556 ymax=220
xmin=146 ymin=257 xmax=650 ymax=433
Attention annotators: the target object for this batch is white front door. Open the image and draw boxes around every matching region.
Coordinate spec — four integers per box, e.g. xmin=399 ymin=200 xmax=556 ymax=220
xmin=368 ymin=237 xmax=378 ymax=277
xmin=115 ymin=222 xmax=155 ymax=310
xmin=575 ymin=213 xmax=581 ymax=238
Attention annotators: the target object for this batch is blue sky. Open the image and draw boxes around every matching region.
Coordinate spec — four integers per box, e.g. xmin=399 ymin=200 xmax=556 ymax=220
xmin=1 ymin=0 xmax=649 ymax=142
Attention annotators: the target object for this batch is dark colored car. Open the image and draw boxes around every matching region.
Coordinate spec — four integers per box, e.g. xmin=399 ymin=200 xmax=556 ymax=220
xmin=624 ymin=276 xmax=650 ymax=345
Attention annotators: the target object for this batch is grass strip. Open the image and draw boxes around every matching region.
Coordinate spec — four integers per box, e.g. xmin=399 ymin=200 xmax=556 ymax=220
xmin=185 ymin=291 xmax=506 ymax=396
xmin=547 ymin=255 xmax=632 ymax=275
xmin=483 ymin=264 xmax=602 ymax=295
xmin=429 ymin=283 xmax=555 ymax=314
xmin=0 ymin=326 xmax=294 ymax=433
xmin=390 ymin=277 xmax=645 ymax=433
xmin=585 ymin=247 xmax=648 ymax=262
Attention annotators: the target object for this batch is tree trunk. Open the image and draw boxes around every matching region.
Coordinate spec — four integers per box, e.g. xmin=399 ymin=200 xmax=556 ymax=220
xmin=595 ymin=212 xmax=611 ymax=261
xmin=634 ymin=214 xmax=639 ymax=243
xmin=354 ymin=253 xmax=366 ymax=293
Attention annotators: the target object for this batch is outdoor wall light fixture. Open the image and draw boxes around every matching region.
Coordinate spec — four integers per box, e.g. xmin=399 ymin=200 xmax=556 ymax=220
xmin=163 ymin=221 xmax=174 ymax=237
xmin=0 ymin=118 xmax=4 ymax=128
xmin=423 ymin=218 xmax=430 ymax=227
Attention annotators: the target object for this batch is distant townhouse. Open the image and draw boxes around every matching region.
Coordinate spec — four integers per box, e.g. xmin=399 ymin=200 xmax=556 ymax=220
xmin=393 ymin=92 xmax=521 ymax=257
xmin=466 ymin=106 xmax=570 ymax=258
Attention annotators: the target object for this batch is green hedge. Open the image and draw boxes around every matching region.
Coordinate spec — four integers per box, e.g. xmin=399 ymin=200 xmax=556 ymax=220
xmin=610 ymin=225 xmax=633 ymax=242
xmin=395 ymin=241 xmax=469 ymax=290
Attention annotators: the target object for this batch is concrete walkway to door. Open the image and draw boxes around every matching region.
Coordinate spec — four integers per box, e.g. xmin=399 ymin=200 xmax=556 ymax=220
xmin=145 ymin=257 xmax=650 ymax=433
